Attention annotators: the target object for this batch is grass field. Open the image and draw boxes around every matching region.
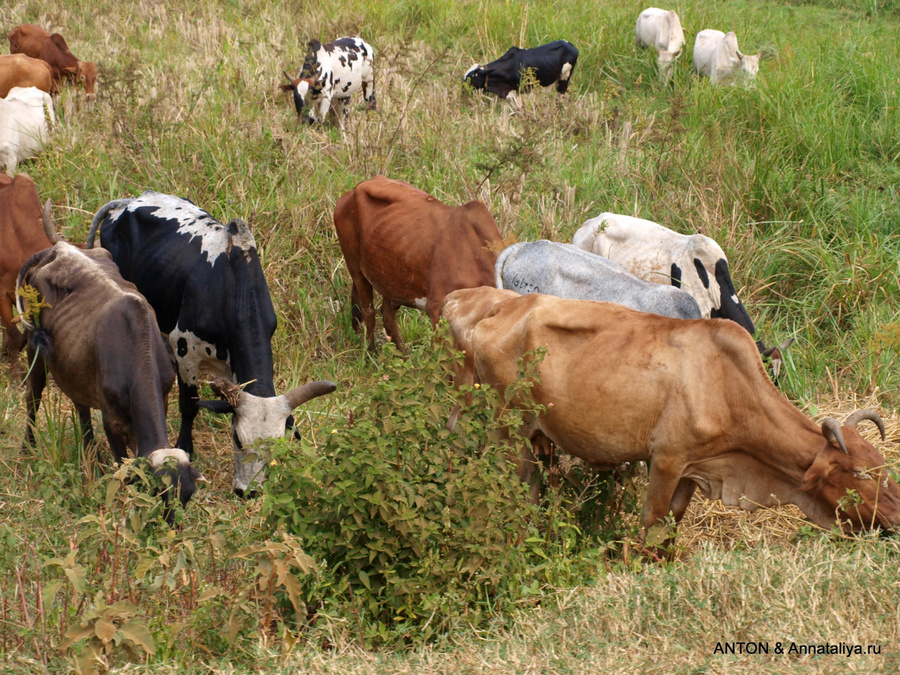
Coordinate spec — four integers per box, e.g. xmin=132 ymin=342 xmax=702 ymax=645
xmin=2 ymin=0 xmax=900 ymax=672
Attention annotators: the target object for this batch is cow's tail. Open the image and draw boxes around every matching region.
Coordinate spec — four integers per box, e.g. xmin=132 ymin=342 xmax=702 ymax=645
xmin=494 ymin=245 xmax=515 ymax=289
xmin=87 ymin=198 xmax=133 ymax=248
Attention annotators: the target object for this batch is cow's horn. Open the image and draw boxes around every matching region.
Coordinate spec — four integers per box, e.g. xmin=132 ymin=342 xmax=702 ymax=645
xmin=210 ymin=377 xmax=246 ymax=409
xmin=282 ymin=70 xmax=295 ymax=84
xmin=845 ymin=409 xmax=886 ymax=441
xmin=42 ymin=199 xmax=61 ymax=244
xmin=284 ymin=380 xmax=337 ymax=410
xmin=821 ymin=417 xmax=848 ymax=454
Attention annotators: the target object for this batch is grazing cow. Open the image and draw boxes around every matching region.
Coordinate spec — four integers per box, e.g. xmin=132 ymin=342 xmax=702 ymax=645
xmin=692 ymin=29 xmax=759 ymax=86
xmin=495 ymin=240 xmax=701 ymax=319
xmin=8 ymin=24 xmax=97 ymax=98
xmin=281 ymin=36 xmax=375 ymax=124
xmin=572 ymin=213 xmax=792 ymax=374
xmin=0 ymin=86 xmax=55 ymax=174
xmin=0 ymin=54 xmax=54 ymax=98
xmin=87 ymin=191 xmax=336 ymax=495
xmin=450 ymin=289 xmax=900 ymax=538
xmin=333 ymin=175 xmax=503 ymax=351
xmin=17 ymin=242 xmax=204 ymax=516
xmin=463 ymin=40 xmax=578 ymax=106
xmin=634 ymin=8 xmax=686 ymax=81
xmin=0 ymin=173 xmax=49 ymax=381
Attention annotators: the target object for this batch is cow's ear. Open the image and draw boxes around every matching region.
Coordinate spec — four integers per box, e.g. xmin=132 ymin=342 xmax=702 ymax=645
xmin=799 ymin=451 xmax=837 ymax=492
xmin=198 ymin=400 xmax=234 ymax=415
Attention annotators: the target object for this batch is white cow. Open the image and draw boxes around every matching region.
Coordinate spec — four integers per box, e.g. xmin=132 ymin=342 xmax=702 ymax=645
xmin=0 ymin=86 xmax=54 ymax=174
xmin=692 ymin=30 xmax=759 ymax=86
xmin=635 ymin=7 xmax=686 ymax=81
xmin=281 ymin=36 xmax=376 ymax=124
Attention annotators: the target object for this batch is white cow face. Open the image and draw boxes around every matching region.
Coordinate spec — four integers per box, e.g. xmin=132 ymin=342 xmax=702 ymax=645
xmin=199 ymin=377 xmax=337 ymax=496
xmin=739 ymin=53 xmax=760 ymax=81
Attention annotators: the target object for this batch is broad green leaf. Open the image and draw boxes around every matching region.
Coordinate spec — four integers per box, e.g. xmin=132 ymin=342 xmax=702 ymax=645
xmin=119 ymin=621 xmax=156 ymax=655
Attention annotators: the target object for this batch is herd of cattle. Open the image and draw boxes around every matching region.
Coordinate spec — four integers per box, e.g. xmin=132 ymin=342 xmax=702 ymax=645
xmin=2 ymin=9 xmax=899 ymax=541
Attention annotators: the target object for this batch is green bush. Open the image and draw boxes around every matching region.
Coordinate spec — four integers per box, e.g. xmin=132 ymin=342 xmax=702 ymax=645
xmin=262 ymin=335 xmax=604 ymax=645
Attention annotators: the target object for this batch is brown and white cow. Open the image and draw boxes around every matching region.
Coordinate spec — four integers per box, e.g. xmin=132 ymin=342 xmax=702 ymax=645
xmin=18 ymin=242 xmax=204 ymax=516
xmin=0 ymin=173 xmax=50 ymax=382
xmin=8 ymin=24 xmax=97 ymax=99
xmin=333 ymin=176 xmax=503 ymax=351
xmin=0 ymin=54 xmax=54 ymax=98
xmin=443 ymin=288 xmax=900 ymax=540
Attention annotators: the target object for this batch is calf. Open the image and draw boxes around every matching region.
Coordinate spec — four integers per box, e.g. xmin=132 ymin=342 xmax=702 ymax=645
xmin=0 ymin=54 xmax=54 ymax=98
xmin=281 ymin=36 xmax=375 ymax=124
xmin=8 ymin=24 xmax=97 ymax=98
xmin=0 ymin=173 xmax=50 ymax=381
xmin=495 ymin=240 xmax=701 ymax=319
xmin=0 ymin=86 xmax=55 ymax=174
xmin=88 ymin=191 xmax=336 ymax=495
xmin=634 ymin=8 xmax=686 ymax=81
xmin=333 ymin=176 xmax=503 ymax=351
xmin=463 ymin=40 xmax=578 ymax=106
xmin=693 ymin=30 xmax=759 ymax=86
xmin=17 ymin=242 xmax=204 ymax=516
xmin=449 ymin=288 xmax=900 ymax=540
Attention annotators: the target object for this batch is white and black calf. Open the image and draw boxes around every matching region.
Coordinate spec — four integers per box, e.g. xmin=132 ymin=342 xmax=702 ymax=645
xmin=18 ymin=242 xmax=204 ymax=518
xmin=87 ymin=191 xmax=336 ymax=495
xmin=573 ymin=212 xmax=790 ymax=373
xmin=463 ymin=40 xmax=578 ymax=105
xmin=281 ymin=36 xmax=375 ymax=124
xmin=495 ymin=240 xmax=701 ymax=320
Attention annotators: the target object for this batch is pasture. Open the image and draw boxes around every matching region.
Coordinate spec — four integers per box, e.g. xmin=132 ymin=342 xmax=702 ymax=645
xmin=1 ymin=0 xmax=900 ymax=671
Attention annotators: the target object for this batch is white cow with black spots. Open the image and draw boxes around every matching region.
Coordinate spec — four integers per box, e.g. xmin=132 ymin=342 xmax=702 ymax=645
xmin=281 ymin=36 xmax=376 ymax=124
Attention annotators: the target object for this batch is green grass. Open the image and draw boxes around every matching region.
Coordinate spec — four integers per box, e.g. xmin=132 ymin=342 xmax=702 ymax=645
xmin=2 ymin=0 xmax=900 ymax=671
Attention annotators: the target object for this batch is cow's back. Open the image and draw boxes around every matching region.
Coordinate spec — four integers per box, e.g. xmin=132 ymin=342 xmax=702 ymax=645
xmin=0 ymin=54 xmax=53 ymax=98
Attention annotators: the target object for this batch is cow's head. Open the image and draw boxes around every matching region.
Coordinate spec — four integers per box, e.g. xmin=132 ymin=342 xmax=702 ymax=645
xmin=281 ymin=71 xmax=312 ymax=118
xmin=199 ymin=377 xmax=337 ymax=497
xmin=147 ymin=448 xmax=207 ymax=521
xmin=737 ymin=51 xmax=761 ymax=82
xmin=463 ymin=64 xmax=487 ymax=91
xmin=77 ymin=61 xmax=97 ymax=99
xmin=799 ymin=411 xmax=900 ymax=532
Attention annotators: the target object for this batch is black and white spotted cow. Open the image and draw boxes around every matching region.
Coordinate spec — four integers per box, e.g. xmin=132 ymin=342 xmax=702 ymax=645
xmin=87 ymin=191 xmax=336 ymax=496
xmin=281 ymin=36 xmax=376 ymax=124
xmin=495 ymin=240 xmax=701 ymax=320
xmin=463 ymin=40 xmax=578 ymax=106
xmin=572 ymin=212 xmax=791 ymax=373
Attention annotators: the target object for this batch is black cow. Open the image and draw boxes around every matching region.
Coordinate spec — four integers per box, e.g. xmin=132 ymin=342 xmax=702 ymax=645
xmin=463 ymin=40 xmax=578 ymax=104
xmin=87 ymin=191 xmax=336 ymax=496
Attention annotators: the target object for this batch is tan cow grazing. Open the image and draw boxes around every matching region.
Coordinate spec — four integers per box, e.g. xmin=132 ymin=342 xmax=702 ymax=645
xmin=0 ymin=173 xmax=50 ymax=382
xmin=333 ymin=176 xmax=503 ymax=351
xmin=447 ymin=288 xmax=900 ymax=541
xmin=0 ymin=54 xmax=54 ymax=98
xmin=18 ymin=242 xmax=204 ymax=519
xmin=8 ymin=24 xmax=97 ymax=99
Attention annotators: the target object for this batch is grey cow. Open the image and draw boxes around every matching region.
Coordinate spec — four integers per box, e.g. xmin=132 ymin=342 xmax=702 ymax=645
xmin=495 ymin=240 xmax=701 ymax=319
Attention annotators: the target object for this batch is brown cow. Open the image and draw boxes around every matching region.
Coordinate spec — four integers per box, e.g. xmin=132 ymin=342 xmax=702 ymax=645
xmin=0 ymin=54 xmax=54 ymax=98
xmin=18 ymin=242 xmax=204 ymax=518
xmin=0 ymin=173 xmax=50 ymax=382
xmin=333 ymin=176 xmax=503 ymax=351
xmin=8 ymin=24 xmax=97 ymax=98
xmin=444 ymin=288 xmax=900 ymax=540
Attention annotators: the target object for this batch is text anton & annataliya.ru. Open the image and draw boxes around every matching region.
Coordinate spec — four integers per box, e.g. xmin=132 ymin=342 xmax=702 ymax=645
xmin=714 ymin=641 xmax=881 ymax=656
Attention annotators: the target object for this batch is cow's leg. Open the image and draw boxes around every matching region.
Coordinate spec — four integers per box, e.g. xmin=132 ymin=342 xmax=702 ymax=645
xmin=349 ymin=278 xmax=377 ymax=351
xmin=174 ymin=376 xmax=199 ymax=456
xmin=363 ymin=79 xmax=376 ymax=110
xmin=316 ymin=95 xmax=332 ymax=124
xmin=350 ymin=286 xmax=363 ymax=333
xmin=556 ymin=62 xmax=575 ymax=94
xmin=381 ymin=299 xmax=405 ymax=352
xmin=515 ymin=440 xmax=542 ymax=505
xmin=668 ymin=477 xmax=698 ymax=523
xmin=77 ymin=405 xmax=95 ymax=449
xmin=642 ymin=457 xmax=687 ymax=555
xmin=101 ymin=415 xmax=129 ymax=464
xmin=23 ymin=345 xmax=47 ymax=449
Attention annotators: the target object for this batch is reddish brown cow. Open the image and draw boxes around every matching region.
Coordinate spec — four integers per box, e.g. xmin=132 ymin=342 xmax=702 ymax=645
xmin=8 ymin=25 xmax=97 ymax=98
xmin=444 ymin=288 xmax=900 ymax=540
xmin=0 ymin=54 xmax=54 ymax=98
xmin=333 ymin=176 xmax=503 ymax=351
xmin=0 ymin=173 xmax=50 ymax=381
